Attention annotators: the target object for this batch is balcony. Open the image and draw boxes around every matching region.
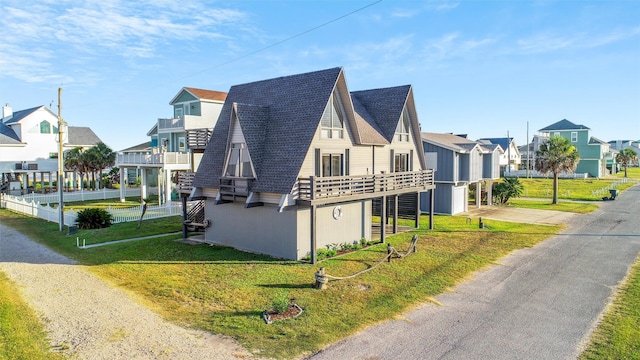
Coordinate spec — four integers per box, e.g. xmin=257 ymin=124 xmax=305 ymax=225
xmin=158 ymin=117 xmax=184 ymax=131
xmin=298 ymin=170 xmax=435 ymax=205
xmin=116 ymin=152 xmax=191 ymax=170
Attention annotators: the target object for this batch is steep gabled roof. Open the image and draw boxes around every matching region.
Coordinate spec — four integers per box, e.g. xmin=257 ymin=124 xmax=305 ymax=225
xmin=422 ymin=132 xmax=481 ymax=153
xmin=193 ymin=67 xmax=342 ymax=194
xmin=0 ymin=121 xmax=22 ymax=144
xmin=479 ymin=143 xmax=504 ymax=154
xmin=351 ymin=85 xmax=411 ymax=143
xmin=539 ymin=119 xmax=590 ymax=132
xmin=4 ymin=105 xmax=56 ymax=125
xmin=350 ymin=95 xmax=388 ymax=145
xmin=67 ymin=126 xmax=103 ymax=147
xmin=170 ymin=87 xmax=227 ymax=104
xmin=120 ymin=141 xmax=151 ymax=152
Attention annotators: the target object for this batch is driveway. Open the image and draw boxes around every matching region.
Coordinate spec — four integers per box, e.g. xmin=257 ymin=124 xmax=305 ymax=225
xmin=462 ymin=204 xmax=579 ymax=225
xmin=309 ymin=186 xmax=640 ymax=359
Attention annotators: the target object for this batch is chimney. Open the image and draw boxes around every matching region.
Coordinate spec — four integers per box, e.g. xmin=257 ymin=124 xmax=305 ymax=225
xmin=2 ymin=103 xmax=12 ymax=122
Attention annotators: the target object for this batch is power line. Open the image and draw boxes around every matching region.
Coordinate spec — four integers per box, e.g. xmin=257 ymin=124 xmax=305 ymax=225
xmin=182 ymin=0 xmax=384 ymax=79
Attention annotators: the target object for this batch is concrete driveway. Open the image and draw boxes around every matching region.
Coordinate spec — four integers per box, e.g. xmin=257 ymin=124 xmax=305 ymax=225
xmin=461 ymin=205 xmax=579 ymax=225
xmin=309 ymin=186 xmax=640 ymax=359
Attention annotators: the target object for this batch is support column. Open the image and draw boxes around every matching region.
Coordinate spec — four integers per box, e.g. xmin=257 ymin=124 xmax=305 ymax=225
xmin=392 ymin=194 xmax=398 ymax=234
xmin=165 ymin=170 xmax=172 ymax=205
xmin=310 ymin=205 xmax=317 ymax=264
xmin=415 ymin=192 xmax=420 ymax=229
xmin=486 ymin=180 xmax=493 ymax=206
xmin=119 ymin=167 xmax=126 ymax=202
xmin=140 ymin=168 xmax=147 ymax=200
xmin=158 ymin=169 xmax=163 ymax=205
xmin=476 ymin=182 xmax=481 ymax=209
xmin=181 ymin=195 xmax=188 ymax=239
xmin=380 ymin=195 xmax=386 ymax=243
xmin=429 ymin=189 xmax=434 ymax=230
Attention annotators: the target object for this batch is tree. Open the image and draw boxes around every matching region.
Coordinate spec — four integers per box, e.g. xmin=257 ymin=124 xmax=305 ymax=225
xmin=92 ymin=142 xmax=116 ymax=189
xmin=493 ymin=177 xmax=524 ymax=205
xmin=535 ymin=135 xmax=580 ymax=204
xmin=64 ymin=147 xmax=85 ymax=190
xmin=615 ymin=148 xmax=638 ymax=178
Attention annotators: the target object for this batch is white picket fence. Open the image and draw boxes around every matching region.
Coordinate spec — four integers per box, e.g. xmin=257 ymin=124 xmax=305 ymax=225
xmin=19 ymin=188 xmax=143 ymax=204
xmin=0 ymin=193 xmax=182 ymax=226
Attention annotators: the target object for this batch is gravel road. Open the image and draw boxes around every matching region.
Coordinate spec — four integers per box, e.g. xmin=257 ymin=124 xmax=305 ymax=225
xmin=0 ymin=223 xmax=254 ymax=360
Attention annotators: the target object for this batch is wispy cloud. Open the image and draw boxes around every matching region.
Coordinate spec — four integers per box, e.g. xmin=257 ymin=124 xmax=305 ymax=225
xmin=0 ymin=1 xmax=249 ymax=83
xmin=516 ymin=27 xmax=640 ymax=54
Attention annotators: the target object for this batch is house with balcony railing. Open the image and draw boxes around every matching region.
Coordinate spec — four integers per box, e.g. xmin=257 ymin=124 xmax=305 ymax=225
xmin=187 ymin=67 xmax=435 ymax=262
xmin=116 ymin=87 xmax=226 ymax=203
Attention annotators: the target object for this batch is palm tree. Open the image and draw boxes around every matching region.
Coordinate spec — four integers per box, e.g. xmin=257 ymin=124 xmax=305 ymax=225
xmin=535 ymin=135 xmax=580 ymax=204
xmin=493 ymin=177 xmax=524 ymax=204
xmin=615 ymin=148 xmax=638 ymax=178
xmin=93 ymin=142 xmax=116 ymax=189
xmin=82 ymin=147 xmax=100 ymax=190
xmin=64 ymin=147 xmax=85 ymax=190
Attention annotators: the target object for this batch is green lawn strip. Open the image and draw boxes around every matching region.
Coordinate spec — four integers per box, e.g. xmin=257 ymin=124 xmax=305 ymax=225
xmin=580 ymin=255 xmax=640 ymax=359
xmin=518 ymin=178 xmax=636 ymax=201
xmin=0 ymin=271 xmax=64 ymax=360
xmin=0 ymin=210 xmax=561 ymax=359
xmin=63 ymin=195 xmax=159 ymax=210
xmin=615 ymin=167 xmax=640 ymax=180
xmin=506 ymin=199 xmax=599 ymax=214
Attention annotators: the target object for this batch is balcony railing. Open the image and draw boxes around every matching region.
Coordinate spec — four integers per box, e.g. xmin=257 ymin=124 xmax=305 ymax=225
xmin=297 ymin=170 xmax=434 ymax=204
xmin=176 ymin=172 xmax=195 ymax=195
xmin=158 ymin=117 xmax=184 ymax=130
xmin=116 ymin=152 xmax=190 ymax=167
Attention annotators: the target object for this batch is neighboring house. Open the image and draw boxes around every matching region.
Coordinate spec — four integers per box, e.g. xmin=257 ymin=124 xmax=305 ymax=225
xmin=421 ymin=133 xmax=502 ymax=215
xmin=184 ymin=67 xmax=435 ymax=262
xmin=538 ymin=119 xmax=610 ymax=178
xmin=1 ymin=104 xmax=103 ymax=194
xmin=608 ymin=139 xmax=640 ymax=152
xmin=477 ymin=137 xmax=521 ymax=173
xmin=116 ymin=87 xmax=227 ymax=203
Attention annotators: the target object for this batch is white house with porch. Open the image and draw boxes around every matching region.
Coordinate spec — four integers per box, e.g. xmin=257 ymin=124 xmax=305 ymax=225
xmin=115 ymin=87 xmax=227 ymax=204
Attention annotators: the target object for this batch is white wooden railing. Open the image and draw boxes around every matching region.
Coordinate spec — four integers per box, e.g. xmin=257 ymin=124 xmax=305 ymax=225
xmin=116 ymin=152 xmax=190 ymax=166
xmin=19 ymin=188 xmax=141 ymax=204
xmin=1 ymin=193 xmax=182 ymax=226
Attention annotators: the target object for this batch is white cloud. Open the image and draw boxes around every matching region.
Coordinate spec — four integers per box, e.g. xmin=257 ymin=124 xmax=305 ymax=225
xmin=516 ymin=27 xmax=640 ymax=54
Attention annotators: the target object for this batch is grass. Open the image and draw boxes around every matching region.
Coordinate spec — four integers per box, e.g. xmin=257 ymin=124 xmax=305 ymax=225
xmin=506 ymin=199 xmax=599 ymax=214
xmin=63 ymin=195 xmax=159 ymax=211
xmin=0 ymin=271 xmax=64 ymax=360
xmin=0 ymin=209 xmax=562 ymax=359
xmin=517 ymin=177 xmax=636 ymax=201
xmin=615 ymin=167 xmax=640 ymax=179
xmin=580 ymin=255 xmax=640 ymax=359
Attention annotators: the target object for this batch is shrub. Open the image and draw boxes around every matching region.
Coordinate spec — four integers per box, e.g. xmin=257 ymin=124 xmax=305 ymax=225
xmin=271 ymin=292 xmax=290 ymax=314
xmin=75 ymin=208 xmax=113 ymax=229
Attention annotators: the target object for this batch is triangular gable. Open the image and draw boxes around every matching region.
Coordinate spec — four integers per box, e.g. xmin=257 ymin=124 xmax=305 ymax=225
xmin=539 ymin=119 xmax=590 ymax=132
xmin=193 ymin=67 xmax=343 ymax=194
xmin=170 ymin=87 xmax=228 ymax=105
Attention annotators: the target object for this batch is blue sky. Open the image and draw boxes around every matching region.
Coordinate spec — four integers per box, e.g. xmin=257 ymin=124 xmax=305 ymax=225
xmin=1 ymin=0 xmax=638 ymax=151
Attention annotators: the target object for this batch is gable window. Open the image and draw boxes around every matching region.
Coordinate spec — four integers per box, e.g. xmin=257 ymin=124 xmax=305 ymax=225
xmin=225 ymin=143 xmax=253 ymax=178
xmin=175 ymin=107 xmax=183 ymax=118
xmin=571 ymin=131 xmax=578 ymax=142
xmin=321 ymin=92 xmax=345 ymax=139
xmin=40 ymin=121 xmax=51 ymax=134
xmin=395 ymin=108 xmax=410 ymax=142
xmin=322 ymin=153 xmax=343 ymax=177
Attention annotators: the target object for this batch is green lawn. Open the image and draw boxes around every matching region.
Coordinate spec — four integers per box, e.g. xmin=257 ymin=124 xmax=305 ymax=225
xmin=0 ymin=271 xmax=64 ymax=360
xmin=580 ymin=256 xmax=640 ymax=359
xmin=517 ymin=177 xmax=636 ymax=201
xmin=506 ymin=199 xmax=599 ymax=214
xmin=0 ymin=209 xmax=561 ymax=359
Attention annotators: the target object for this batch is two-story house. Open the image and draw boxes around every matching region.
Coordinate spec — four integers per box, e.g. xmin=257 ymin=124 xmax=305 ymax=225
xmin=116 ymin=87 xmax=226 ymax=203
xmin=421 ymin=133 xmax=502 ymax=215
xmin=185 ymin=67 xmax=435 ymax=262
xmin=1 ymin=104 xmax=103 ymax=194
xmin=477 ymin=137 xmax=521 ymax=174
xmin=539 ymin=119 xmax=610 ymax=178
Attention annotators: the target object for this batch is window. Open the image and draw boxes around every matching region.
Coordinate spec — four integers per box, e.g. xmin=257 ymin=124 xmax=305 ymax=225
xmin=178 ymin=137 xmax=186 ymax=152
xmin=395 ymin=153 xmax=409 ymax=172
xmin=321 ymin=93 xmax=345 ymax=139
xmin=395 ymin=108 xmax=410 ymax=142
xmin=571 ymin=132 xmax=578 ymax=142
xmin=184 ymin=103 xmax=190 ymax=115
xmin=322 ymin=153 xmax=343 ymax=177
xmin=175 ymin=107 xmax=183 ymax=118
xmin=40 ymin=121 xmax=51 ymax=134
xmin=225 ymin=143 xmax=253 ymax=177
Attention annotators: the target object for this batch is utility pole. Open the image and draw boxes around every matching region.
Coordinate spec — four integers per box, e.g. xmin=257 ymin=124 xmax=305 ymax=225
xmin=507 ymin=130 xmax=511 ymax=176
xmin=526 ymin=121 xmax=530 ymax=178
xmin=57 ymin=88 xmax=66 ymax=231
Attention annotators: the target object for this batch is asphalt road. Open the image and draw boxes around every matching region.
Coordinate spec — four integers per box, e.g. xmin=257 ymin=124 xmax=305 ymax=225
xmin=309 ymin=185 xmax=640 ymax=360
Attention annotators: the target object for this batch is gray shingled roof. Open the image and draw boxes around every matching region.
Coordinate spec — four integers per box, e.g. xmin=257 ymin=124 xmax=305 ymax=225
xmin=193 ymin=67 xmax=342 ymax=194
xmin=193 ymin=67 xmax=418 ymax=195
xmin=3 ymin=105 xmax=51 ymax=125
xmin=477 ymin=137 xmax=512 ymax=151
xmin=539 ymin=119 xmax=590 ymax=132
xmin=351 ymin=85 xmax=411 ymax=143
xmin=120 ymin=141 xmax=151 ymax=152
xmin=0 ymin=121 xmax=22 ymax=144
xmin=422 ymin=132 xmax=481 ymax=153
xmin=67 ymin=126 xmax=103 ymax=147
